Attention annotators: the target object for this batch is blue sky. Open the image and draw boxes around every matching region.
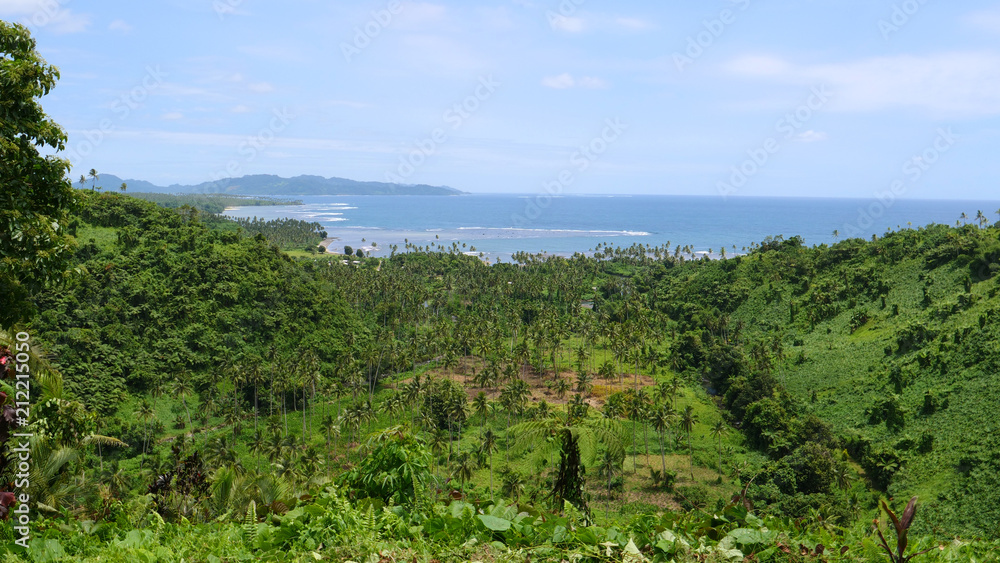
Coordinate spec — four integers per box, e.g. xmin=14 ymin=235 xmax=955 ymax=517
xmin=5 ymin=0 xmax=1000 ymax=198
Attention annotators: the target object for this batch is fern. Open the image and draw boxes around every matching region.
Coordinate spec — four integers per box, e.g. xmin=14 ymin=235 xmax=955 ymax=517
xmin=243 ymin=500 xmax=257 ymax=549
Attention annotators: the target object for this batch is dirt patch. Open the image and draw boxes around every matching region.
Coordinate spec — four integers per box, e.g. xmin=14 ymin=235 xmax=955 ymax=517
xmin=403 ymin=356 xmax=658 ymax=408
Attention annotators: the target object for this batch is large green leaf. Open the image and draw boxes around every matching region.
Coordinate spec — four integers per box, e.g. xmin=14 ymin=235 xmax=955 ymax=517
xmin=478 ymin=514 xmax=512 ymax=532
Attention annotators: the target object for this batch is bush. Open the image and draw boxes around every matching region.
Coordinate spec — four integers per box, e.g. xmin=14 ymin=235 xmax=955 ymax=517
xmin=675 ymin=484 xmax=710 ymax=511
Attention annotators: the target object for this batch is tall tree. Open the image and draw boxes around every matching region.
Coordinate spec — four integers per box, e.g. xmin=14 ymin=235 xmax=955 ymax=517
xmin=481 ymin=429 xmax=499 ymax=499
xmin=709 ymin=420 xmax=728 ymax=476
xmin=510 ymin=410 xmax=626 ymax=517
xmin=680 ymin=406 xmax=698 ymax=479
xmin=0 ymin=22 xmax=78 ymax=328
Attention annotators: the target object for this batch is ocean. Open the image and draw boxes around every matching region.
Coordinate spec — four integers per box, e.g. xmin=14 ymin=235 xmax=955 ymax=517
xmin=223 ymin=194 xmax=1000 ymax=262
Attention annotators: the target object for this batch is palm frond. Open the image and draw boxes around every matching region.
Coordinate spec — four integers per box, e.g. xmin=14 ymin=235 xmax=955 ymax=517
xmin=81 ymin=434 xmax=128 ymax=448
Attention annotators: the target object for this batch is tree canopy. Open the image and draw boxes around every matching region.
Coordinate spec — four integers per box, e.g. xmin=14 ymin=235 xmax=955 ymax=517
xmin=0 ymin=21 xmax=77 ymax=328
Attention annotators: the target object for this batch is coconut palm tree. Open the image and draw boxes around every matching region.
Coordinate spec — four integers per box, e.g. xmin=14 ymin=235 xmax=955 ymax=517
xmin=709 ymin=420 xmax=728 ymax=476
xmin=500 ymin=468 xmax=525 ymax=502
xmin=649 ymin=403 xmax=675 ymax=477
xmin=248 ymin=430 xmax=267 ymax=473
xmin=88 ymin=168 xmax=98 ymax=191
xmin=680 ymin=406 xmax=698 ymax=479
xmin=135 ymin=399 xmax=156 ymax=469
xmin=596 ymin=448 xmax=623 ymax=521
xmin=554 ymin=378 xmax=571 ymax=400
xmin=452 ymin=451 xmax=477 ymax=498
xmin=172 ymin=373 xmax=195 ymax=437
xmin=473 ymin=391 xmax=491 ymax=436
xmin=481 ymin=429 xmax=499 ymax=499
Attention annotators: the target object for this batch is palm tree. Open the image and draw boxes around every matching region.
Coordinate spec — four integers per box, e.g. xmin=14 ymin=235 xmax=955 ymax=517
xmin=680 ymin=405 xmax=698 ymax=479
xmin=481 ymin=429 xmax=499 ymax=499
xmin=452 ymin=451 xmax=477 ymax=498
xmin=172 ymin=374 xmax=195 ymax=437
xmin=554 ymin=378 xmax=571 ymax=400
xmin=501 ymin=468 xmax=525 ymax=502
xmin=473 ymin=391 xmax=491 ymax=436
xmin=88 ymin=168 xmax=99 ymax=191
xmin=248 ymin=430 xmax=267 ymax=473
xmin=832 ymin=464 xmax=853 ymax=491
xmin=668 ymin=377 xmax=682 ymax=408
xmin=135 ymin=399 xmax=156 ymax=469
xmin=596 ymin=448 xmax=622 ymax=521
xmin=428 ymin=428 xmax=449 ymax=481
xmin=649 ymin=404 xmax=675 ymax=477
xmin=709 ymin=420 xmax=728 ymax=476
xmin=119 ymin=182 xmax=127 ymax=193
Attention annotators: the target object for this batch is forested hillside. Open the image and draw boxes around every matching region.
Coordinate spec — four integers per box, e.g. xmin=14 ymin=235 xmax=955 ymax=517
xmin=3 ymin=191 xmax=1000 ymax=560
xmin=95 ymin=173 xmax=463 ymax=196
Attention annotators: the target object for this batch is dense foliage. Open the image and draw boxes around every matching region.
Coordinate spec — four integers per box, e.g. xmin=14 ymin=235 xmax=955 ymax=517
xmin=0 ymin=21 xmax=78 ymax=328
xmin=4 ymin=192 xmax=1000 ymax=560
xmin=125 ymin=192 xmax=301 ymax=215
xmin=223 ymin=215 xmax=327 ymax=250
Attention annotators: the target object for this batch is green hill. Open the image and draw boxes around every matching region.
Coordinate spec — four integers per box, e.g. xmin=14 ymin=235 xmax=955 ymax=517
xmin=645 ymin=228 xmax=1000 ymax=536
xmin=85 ymin=173 xmax=463 ymax=196
xmin=11 ymin=191 xmax=1000 ymax=560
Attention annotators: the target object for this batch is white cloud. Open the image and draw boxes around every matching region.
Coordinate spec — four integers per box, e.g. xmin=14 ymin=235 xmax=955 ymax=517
xmin=964 ymin=8 xmax=1000 ymax=33
xmin=795 ymin=130 xmax=828 ymax=143
xmin=325 ymin=100 xmax=372 ymax=109
xmin=615 ymin=17 xmax=653 ymax=31
xmin=724 ymin=55 xmax=793 ymax=77
xmin=542 ymin=73 xmax=608 ymax=89
xmin=395 ymin=3 xmax=448 ymax=29
xmin=248 ymin=82 xmax=275 ymax=93
xmin=161 ymin=112 xmax=184 ymax=121
xmin=723 ymin=52 xmax=1000 ymax=117
xmin=0 ymin=0 xmax=91 ymax=34
xmin=542 ymin=73 xmax=576 ymax=89
xmin=577 ymin=76 xmax=609 ymax=89
xmin=548 ymin=14 xmax=585 ymax=33
xmin=108 ymin=19 xmax=132 ymax=33
xmin=395 ymin=34 xmax=486 ymax=74
xmin=230 ymin=105 xmax=253 ymax=113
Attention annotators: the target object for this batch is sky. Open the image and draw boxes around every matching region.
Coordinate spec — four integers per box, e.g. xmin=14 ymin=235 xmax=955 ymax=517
xmin=4 ymin=0 xmax=1000 ymax=198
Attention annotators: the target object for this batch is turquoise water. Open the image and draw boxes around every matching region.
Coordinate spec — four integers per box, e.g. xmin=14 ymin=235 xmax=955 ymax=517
xmin=223 ymin=194 xmax=1000 ymax=262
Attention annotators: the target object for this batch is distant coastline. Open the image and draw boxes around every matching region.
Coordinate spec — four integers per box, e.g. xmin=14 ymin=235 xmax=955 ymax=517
xmin=92 ymin=173 xmax=462 ymax=197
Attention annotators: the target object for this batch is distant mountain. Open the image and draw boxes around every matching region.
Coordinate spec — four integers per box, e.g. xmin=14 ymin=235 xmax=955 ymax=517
xmin=83 ymin=174 xmax=463 ymax=196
